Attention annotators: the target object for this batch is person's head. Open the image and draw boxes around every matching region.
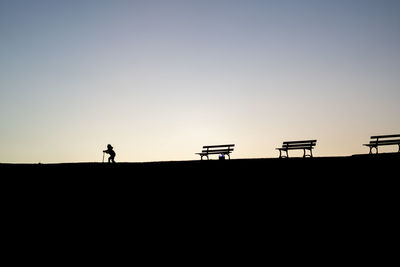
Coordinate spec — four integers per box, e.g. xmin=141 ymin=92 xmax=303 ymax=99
xmin=107 ymin=144 xmax=113 ymax=150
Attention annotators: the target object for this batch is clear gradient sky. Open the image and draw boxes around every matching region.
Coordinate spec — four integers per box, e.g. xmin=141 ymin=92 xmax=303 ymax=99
xmin=1 ymin=0 xmax=400 ymax=163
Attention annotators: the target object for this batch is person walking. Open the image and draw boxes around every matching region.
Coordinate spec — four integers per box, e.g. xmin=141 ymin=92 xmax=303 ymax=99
xmin=103 ymin=144 xmax=116 ymax=163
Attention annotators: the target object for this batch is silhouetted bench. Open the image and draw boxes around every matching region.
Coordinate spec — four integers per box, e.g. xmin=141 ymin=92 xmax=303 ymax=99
xmin=363 ymin=134 xmax=400 ymax=154
xmin=196 ymin=144 xmax=235 ymax=160
xmin=276 ymin=140 xmax=317 ymax=158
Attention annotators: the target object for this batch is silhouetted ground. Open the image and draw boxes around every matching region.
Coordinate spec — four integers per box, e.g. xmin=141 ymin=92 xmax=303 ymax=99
xmin=1 ymin=153 xmax=397 ymax=259
xmin=3 ymin=153 xmax=398 ymax=218
xmin=3 ymin=153 xmax=398 ymax=207
xmin=2 ymin=152 xmax=398 ymax=178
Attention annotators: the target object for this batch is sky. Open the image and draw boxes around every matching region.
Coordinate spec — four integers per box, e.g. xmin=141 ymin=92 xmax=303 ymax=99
xmin=1 ymin=0 xmax=400 ymax=163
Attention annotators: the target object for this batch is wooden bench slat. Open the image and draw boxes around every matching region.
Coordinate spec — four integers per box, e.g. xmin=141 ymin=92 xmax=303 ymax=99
xmin=281 ymin=146 xmax=316 ymax=150
xmin=203 ymin=144 xmax=235 ymax=149
xmin=370 ymin=134 xmax=400 ymax=139
xmin=202 ymin=147 xmax=234 ymax=151
xmin=367 ymin=140 xmax=400 ymax=146
xmin=282 ymin=143 xmax=316 ymax=147
xmin=283 ymin=140 xmax=317 ymax=144
xmin=277 ymin=147 xmax=315 ymax=150
xmin=201 ymin=149 xmax=234 ymax=154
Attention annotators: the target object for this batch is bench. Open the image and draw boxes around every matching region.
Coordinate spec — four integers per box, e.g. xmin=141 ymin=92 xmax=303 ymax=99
xmin=276 ymin=140 xmax=317 ymax=158
xmin=363 ymin=134 xmax=400 ymax=154
xmin=196 ymin=144 xmax=235 ymax=160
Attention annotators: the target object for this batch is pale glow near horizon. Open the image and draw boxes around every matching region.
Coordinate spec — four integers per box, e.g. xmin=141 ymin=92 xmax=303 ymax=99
xmin=1 ymin=0 xmax=400 ymax=163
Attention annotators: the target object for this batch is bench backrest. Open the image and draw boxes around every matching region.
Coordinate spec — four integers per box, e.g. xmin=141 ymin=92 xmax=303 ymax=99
xmin=282 ymin=140 xmax=317 ymax=148
xmin=369 ymin=134 xmax=400 ymax=145
xmin=370 ymin=134 xmax=400 ymax=139
xmin=202 ymin=144 xmax=235 ymax=153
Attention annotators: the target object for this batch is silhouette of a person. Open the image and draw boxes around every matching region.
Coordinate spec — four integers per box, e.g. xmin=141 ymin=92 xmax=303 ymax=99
xmin=103 ymin=144 xmax=116 ymax=163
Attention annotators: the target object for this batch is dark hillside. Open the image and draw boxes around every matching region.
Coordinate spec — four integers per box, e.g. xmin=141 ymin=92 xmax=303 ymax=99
xmin=1 ymin=154 xmax=397 ymax=255
xmin=2 ymin=153 xmax=398 ymax=177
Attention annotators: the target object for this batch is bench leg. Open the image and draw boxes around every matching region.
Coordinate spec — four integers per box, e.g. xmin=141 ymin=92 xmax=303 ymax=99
xmin=303 ymin=148 xmax=313 ymax=158
xmin=369 ymin=146 xmax=378 ymax=154
xmin=279 ymin=149 xmax=289 ymax=158
xmin=278 ymin=149 xmax=289 ymax=158
xmin=200 ymin=155 xmax=209 ymax=160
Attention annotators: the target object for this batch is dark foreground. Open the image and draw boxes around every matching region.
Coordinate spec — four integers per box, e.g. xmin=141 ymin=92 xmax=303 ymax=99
xmin=2 ymin=153 xmax=398 ymax=178
xmin=3 ymin=153 xmax=399 ymax=206
xmin=1 ymin=153 xmax=398 ymax=197
xmin=1 ymin=154 xmax=398 ymax=260
xmin=2 ymin=153 xmax=398 ymax=217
